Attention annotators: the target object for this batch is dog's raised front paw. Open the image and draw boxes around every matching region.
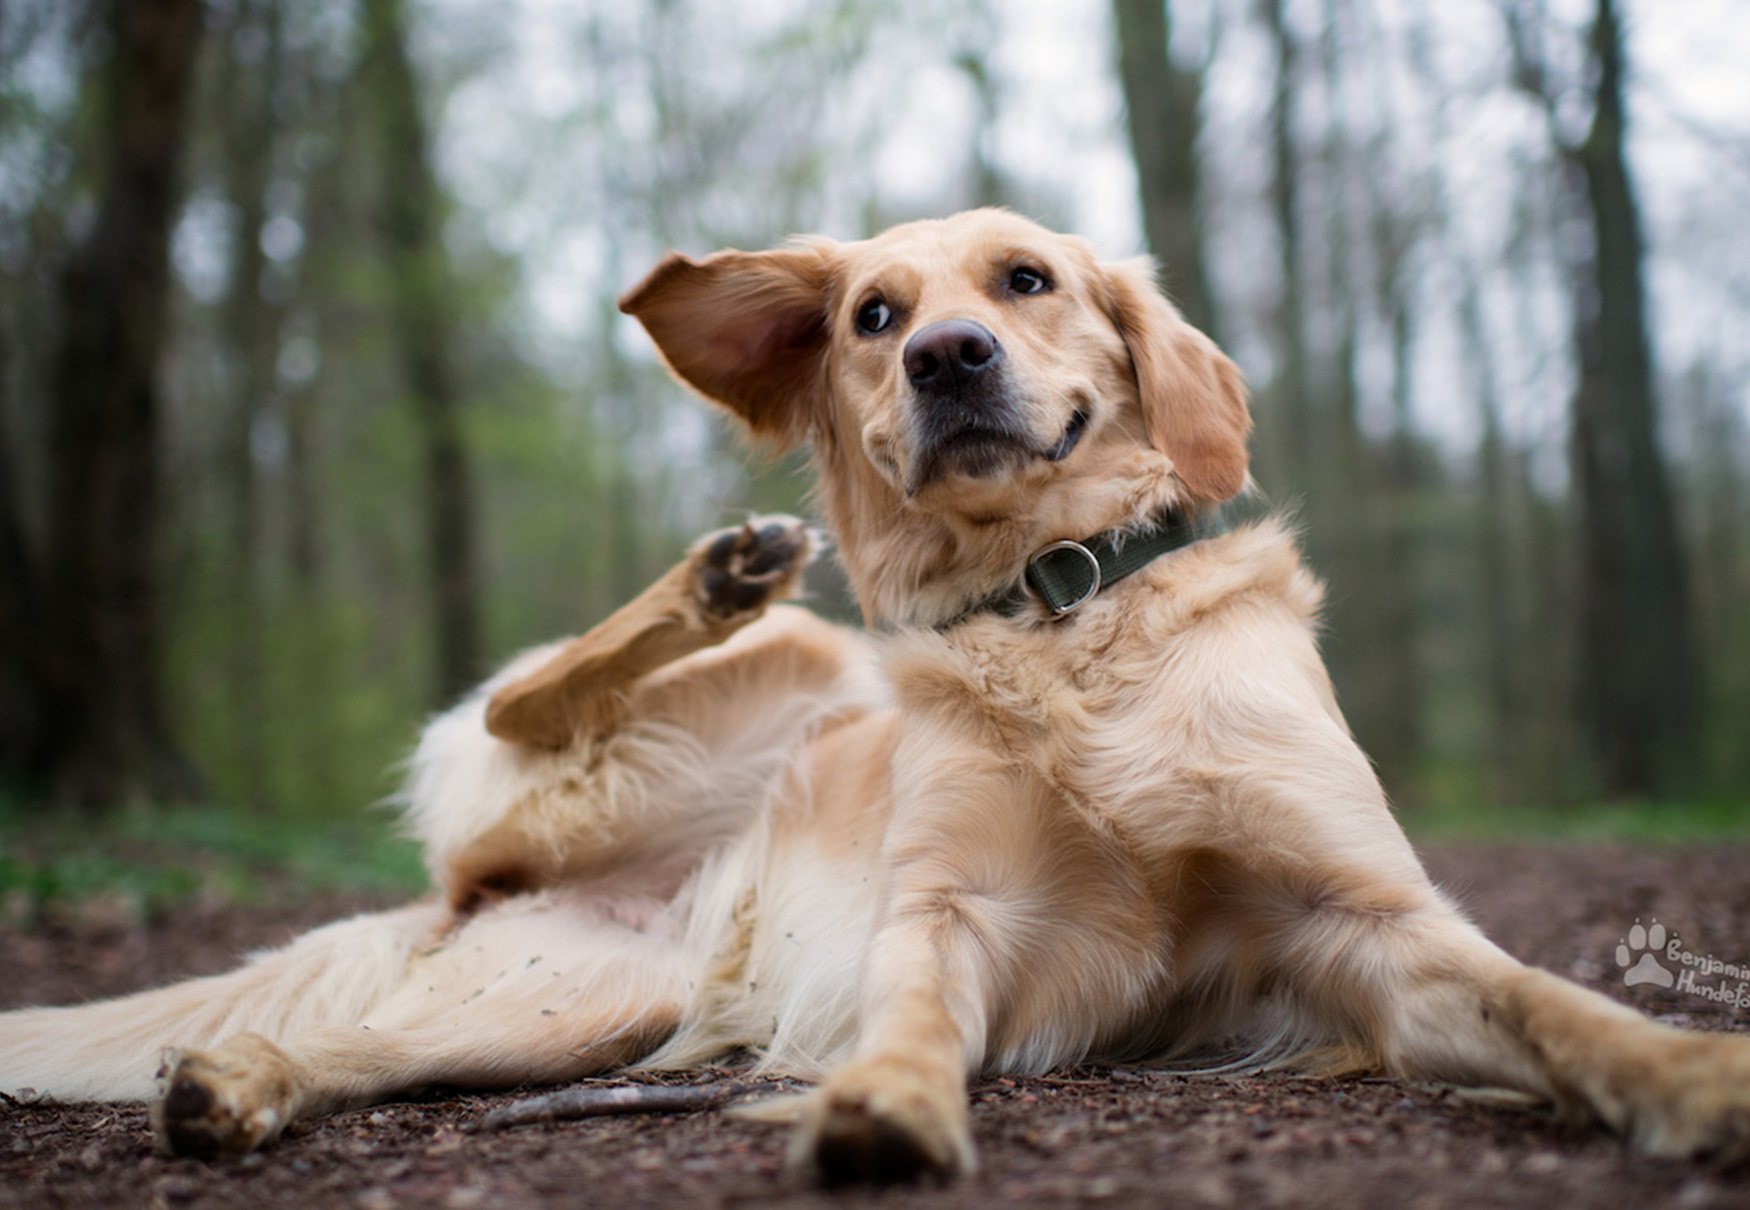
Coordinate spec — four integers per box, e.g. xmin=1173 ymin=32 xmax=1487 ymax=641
xmin=150 ymin=1035 xmax=297 ymax=1158
xmin=692 ymin=515 xmax=812 ymax=619
xmin=789 ymin=1056 xmax=974 ymax=1186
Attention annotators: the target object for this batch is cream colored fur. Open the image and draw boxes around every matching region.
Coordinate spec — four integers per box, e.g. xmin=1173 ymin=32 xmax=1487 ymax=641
xmin=3 ymin=211 xmax=1747 ymax=1179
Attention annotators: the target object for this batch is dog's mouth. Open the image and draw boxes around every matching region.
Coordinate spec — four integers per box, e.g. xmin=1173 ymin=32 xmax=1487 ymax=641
xmin=1045 ymin=408 xmax=1089 ymax=463
xmin=907 ymin=407 xmax=1091 ymax=496
xmin=910 ymin=425 xmax=1030 ymax=491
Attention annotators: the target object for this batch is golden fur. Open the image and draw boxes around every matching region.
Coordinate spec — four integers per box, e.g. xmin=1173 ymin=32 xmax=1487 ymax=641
xmin=3 ymin=210 xmax=1748 ymax=1179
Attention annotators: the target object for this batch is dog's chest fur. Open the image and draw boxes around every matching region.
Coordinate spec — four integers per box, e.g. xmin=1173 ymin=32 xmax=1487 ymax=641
xmin=882 ymin=520 xmax=1323 ymax=842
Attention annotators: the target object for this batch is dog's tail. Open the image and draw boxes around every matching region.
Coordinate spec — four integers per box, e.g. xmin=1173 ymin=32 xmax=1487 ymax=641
xmin=0 ymin=901 xmax=447 ymax=1102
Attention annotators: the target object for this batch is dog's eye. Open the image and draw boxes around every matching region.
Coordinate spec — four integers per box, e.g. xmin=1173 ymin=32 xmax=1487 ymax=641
xmin=1008 ymin=266 xmax=1050 ymax=295
xmin=855 ymin=298 xmax=893 ymax=335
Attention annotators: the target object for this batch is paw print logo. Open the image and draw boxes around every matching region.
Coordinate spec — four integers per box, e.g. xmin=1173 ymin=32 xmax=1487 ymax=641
xmin=1616 ymin=919 xmax=1675 ymax=989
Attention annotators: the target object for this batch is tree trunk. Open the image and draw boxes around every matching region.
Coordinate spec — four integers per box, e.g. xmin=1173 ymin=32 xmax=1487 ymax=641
xmin=0 ymin=334 xmax=40 ymax=775
xmin=360 ymin=0 xmax=483 ymax=706
xmin=1259 ymin=0 xmax=1311 ymax=482
xmin=1567 ymin=0 xmax=1697 ymax=797
xmin=25 ymin=0 xmax=206 ymax=807
xmin=1111 ymin=0 xmax=1219 ymax=340
xmin=1341 ymin=3 xmax=1424 ymax=798
xmin=217 ymin=0 xmax=286 ymax=808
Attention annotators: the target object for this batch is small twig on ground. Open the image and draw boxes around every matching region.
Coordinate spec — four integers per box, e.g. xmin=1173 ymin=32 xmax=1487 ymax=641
xmin=1034 ymin=1074 xmax=1131 ymax=1087
xmin=469 ymin=1079 xmax=789 ymax=1133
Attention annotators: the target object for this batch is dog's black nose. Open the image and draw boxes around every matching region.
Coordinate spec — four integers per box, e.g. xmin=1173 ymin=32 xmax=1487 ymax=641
xmin=904 ymin=320 xmax=1001 ymax=393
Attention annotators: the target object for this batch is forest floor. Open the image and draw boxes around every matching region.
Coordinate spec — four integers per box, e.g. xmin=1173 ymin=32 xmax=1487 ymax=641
xmin=4 ymin=843 xmax=1749 ymax=1210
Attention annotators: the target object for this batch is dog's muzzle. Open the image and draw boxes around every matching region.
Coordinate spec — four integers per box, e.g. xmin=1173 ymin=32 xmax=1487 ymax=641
xmin=905 ymin=319 xmax=1037 ymax=489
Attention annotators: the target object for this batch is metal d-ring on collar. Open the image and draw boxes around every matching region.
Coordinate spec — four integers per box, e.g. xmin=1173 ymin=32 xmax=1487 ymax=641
xmin=1025 ymin=539 xmax=1103 ymax=615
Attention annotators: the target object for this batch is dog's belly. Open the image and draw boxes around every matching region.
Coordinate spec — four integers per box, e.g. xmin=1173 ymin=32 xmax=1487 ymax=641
xmin=361 ymin=880 xmax=697 ymax=1035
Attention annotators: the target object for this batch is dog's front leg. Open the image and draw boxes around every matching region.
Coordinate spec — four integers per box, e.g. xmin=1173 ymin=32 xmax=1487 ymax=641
xmin=1382 ymin=927 xmax=1750 ymax=1161
xmin=792 ymin=881 xmax=985 ymax=1183
xmin=791 ymin=745 xmax=1044 ymax=1184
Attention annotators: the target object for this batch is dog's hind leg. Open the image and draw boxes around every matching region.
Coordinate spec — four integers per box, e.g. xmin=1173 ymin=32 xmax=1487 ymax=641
xmin=400 ymin=516 xmax=885 ymax=909
xmin=152 ymin=992 xmax=683 ymax=1157
xmin=482 ymin=516 xmax=816 ymax=749
xmin=150 ymin=895 xmax=694 ymax=1156
xmin=0 ymin=902 xmax=448 ymax=1103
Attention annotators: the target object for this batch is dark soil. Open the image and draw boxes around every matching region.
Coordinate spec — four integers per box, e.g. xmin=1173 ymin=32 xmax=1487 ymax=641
xmin=4 ymin=844 xmax=1749 ymax=1209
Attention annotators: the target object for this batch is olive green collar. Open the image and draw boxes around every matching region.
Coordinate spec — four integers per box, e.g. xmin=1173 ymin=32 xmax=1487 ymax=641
xmin=938 ymin=500 xmax=1255 ymax=629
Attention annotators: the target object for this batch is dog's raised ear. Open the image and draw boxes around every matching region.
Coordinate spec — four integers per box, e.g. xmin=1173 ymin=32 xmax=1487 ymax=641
xmin=1100 ymin=257 xmax=1251 ymax=502
xmin=618 ymin=241 xmax=836 ymax=447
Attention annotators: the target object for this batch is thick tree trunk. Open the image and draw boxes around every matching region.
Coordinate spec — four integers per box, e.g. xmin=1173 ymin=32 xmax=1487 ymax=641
xmin=1111 ymin=0 xmax=1219 ymax=341
xmin=25 ymin=0 xmax=206 ymax=807
xmin=1567 ymin=0 xmax=1697 ymax=797
xmin=361 ymin=0 xmax=483 ymax=706
xmin=0 ymin=339 xmax=39 ymax=775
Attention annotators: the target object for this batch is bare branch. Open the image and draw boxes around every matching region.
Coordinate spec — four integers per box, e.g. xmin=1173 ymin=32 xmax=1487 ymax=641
xmin=1497 ymin=0 xmax=1573 ymax=154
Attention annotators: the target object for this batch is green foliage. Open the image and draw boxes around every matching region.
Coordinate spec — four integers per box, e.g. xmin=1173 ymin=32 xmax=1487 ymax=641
xmin=1400 ymin=799 xmax=1750 ymax=846
xmin=0 ymin=795 xmax=426 ymax=923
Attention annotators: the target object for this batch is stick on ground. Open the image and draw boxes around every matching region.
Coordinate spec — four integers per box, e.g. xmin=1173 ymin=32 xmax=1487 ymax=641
xmin=470 ymin=1079 xmax=789 ymax=1133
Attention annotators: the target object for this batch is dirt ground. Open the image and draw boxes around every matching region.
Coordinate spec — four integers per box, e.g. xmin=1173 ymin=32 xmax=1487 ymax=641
xmin=4 ymin=843 xmax=1749 ymax=1209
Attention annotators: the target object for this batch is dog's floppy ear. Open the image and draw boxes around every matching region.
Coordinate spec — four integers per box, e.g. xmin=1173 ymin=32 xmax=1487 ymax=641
xmin=618 ymin=241 xmax=836 ymax=447
xmin=1100 ymin=257 xmax=1251 ymax=501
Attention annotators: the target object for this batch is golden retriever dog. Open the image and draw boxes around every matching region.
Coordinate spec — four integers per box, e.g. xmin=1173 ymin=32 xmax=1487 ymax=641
xmin=3 ymin=209 xmax=1748 ymax=1182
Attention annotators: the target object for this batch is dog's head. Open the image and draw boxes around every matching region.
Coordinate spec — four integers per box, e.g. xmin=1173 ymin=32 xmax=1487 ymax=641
xmin=621 ymin=209 xmax=1250 ymax=624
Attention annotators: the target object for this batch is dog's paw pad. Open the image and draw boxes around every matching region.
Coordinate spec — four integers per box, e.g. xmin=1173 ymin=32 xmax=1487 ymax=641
xmin=158 ymin=1071 xmax=233 ymax=1160
xmin=790 ymin=1065 xmax=974 ymax=1187
xmin=810 ymin=1093 xmax=952 ymax=1186
xmin=695 ymin=517 xmax=811 ymax=617
xmin=151 ymin=1043 xmax=287 ymax=1159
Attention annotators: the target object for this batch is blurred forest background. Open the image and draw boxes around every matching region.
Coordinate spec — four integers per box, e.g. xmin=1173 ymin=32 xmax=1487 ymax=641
xmin=2 ymin=0 xmax=1748 ymax=855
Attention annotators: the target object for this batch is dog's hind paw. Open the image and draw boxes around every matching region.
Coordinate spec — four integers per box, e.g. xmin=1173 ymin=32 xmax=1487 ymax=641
xmin=692 ymin=515 xmax=813 ymax=619
xmin=150 ymin=1035 xmax=296 ymax=1158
